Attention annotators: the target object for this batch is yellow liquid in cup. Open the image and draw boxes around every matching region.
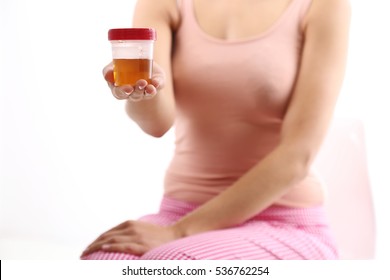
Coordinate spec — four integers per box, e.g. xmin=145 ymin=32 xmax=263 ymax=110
xmin=113 ymin=58 xmax=152 ymax=86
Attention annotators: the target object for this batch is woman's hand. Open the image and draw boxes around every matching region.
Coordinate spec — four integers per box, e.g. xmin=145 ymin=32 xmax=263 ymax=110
xmin=81 ymin=220 xmax=181 ymax=257
xmin=103 ymin=62 xmax=165 ymax=102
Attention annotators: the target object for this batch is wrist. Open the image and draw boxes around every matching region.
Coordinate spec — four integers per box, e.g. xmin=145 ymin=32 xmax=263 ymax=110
xmin=170 ymin=215 xmax=215 ymax=238
xmin=169 ymin=221 xmax=189 ymax=239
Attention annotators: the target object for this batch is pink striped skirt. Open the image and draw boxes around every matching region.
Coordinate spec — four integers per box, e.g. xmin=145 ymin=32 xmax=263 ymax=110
xmin=82 ymin=196 xmax=338 ymax=260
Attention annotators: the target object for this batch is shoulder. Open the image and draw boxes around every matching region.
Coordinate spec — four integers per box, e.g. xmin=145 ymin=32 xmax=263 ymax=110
xmin=302 ymin=0 xmax=351 ymax=32
xmin=133 ymin=0 xmax=181 ymax=30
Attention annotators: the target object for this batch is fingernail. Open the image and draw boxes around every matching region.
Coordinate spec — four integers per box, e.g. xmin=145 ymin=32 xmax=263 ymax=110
xmin=144 ymin=91 xmax=153 ymax=99
xmin=129 ymin=92 xmax=143 ymax=102
xmin=153 ymin=78 xmax=162 ymax=88
xmin=121 ymin=86 xmax=133 ymax=95
xmin=102 ymin=244 xmax=110 ymax=250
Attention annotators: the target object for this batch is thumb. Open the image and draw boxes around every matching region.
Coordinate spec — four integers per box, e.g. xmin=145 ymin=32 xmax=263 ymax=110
xmin=102 ymin=62 xmax=115 ymax=84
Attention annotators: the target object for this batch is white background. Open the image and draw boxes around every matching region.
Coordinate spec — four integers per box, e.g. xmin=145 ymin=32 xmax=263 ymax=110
xmin=0 ymin=0 xmax=389 ymax=260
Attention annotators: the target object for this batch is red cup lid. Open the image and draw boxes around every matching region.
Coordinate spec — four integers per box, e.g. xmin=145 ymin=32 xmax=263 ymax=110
xmin=108 ymin=28 xmax=156 ymax=41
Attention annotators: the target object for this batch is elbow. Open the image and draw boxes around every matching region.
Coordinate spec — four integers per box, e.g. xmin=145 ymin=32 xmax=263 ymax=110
xmin=146 ymin=128 xmax=170 ymax=138
xmin=291 ymin=149 xmax=316 ymax=185
xmin=292 ymin=158 xmax=311 ymax=183
xmin=149 ymin=114 xmax=175 ymax=137
xmin=141 ymin=122 xmax=173 ymax=138
xmin=278 ymin=144 xmax=314 ymax=184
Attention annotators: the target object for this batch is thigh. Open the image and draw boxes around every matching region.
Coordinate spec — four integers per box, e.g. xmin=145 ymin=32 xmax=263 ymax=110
xmin=141 ymin=221 xmax=337 ymax=260
xmin=141 ymin=224 xmax=276 ymax=260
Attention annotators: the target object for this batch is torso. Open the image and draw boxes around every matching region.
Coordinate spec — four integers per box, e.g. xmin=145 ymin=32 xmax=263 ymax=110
xmin=164 ymin=0 xmax=325 ymax=207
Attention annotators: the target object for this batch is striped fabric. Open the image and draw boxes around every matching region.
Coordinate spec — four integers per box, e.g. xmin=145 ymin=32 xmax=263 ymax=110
xmin=82 ymin=197 xmax=338 ymax=260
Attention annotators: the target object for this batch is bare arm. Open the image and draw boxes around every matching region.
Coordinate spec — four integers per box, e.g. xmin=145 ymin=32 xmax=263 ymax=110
xmin=171 ymin=0 xmax=351 ymax=236
xmin=125 ymin=0 xmax=179 ymax=137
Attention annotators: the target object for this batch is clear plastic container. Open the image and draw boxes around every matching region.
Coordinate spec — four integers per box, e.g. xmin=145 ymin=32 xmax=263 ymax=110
xmin=108 ymin=28 xmax=157 ymax=86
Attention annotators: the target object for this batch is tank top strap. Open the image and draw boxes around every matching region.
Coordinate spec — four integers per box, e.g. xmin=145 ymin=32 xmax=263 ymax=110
xmin=178 ymin=0 xmax=196 ymax=30
xmin=299 ymin=0 xmax=314 ymax=17
xmin=297 ymin=0 xmax=314 ymax=30
xmin=279 ymin=0 xmax=314 ymax=32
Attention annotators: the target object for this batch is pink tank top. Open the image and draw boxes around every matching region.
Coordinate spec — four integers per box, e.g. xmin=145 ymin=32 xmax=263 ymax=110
xmin=164 ymin=0 xmax=325 ymax=207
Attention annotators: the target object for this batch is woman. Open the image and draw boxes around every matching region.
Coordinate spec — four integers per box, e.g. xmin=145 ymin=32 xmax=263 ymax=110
xmin=82 ymin=0 xmax=350 ymax=260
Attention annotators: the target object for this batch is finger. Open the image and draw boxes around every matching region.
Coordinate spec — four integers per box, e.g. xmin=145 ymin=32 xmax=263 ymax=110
xmin=143 ymin=84 xmax=157 ymax=100
xmin=81 ymin=234 xmax=137 ymax=257
xmin=150 ymin=77 xmax=164 ymax=90
xmin=109 ymin=220 xmax=135 ymax=231
xmin=134 ymin=79 xmax=148 ymax=94
xmin=128 ymin=79 xmax=148 ymax=102
xmin=102 ymin=62 xmax=115 ymax=84
xmin=112 ymin=85 xmax=134 ymax=100
xmin=94 ymin=221 xmax=137 ymax=243
xmin=107 ymin=81 xmax=114 ymax=91
xmin=101 ymin=242 xmax=147 ymax=256
xmin=85 ymin=221 xmax=136 ymax=248
xmin=93 ymin=227 xmax=136 ymax=247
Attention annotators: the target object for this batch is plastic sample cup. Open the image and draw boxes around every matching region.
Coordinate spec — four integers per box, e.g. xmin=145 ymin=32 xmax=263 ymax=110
xmin=108 ymin=28 xmax=157 ymax=86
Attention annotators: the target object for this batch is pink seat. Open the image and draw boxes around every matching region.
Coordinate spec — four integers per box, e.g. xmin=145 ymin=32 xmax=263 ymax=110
xmin=313 ymin=118 xmax=376 ymax=259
